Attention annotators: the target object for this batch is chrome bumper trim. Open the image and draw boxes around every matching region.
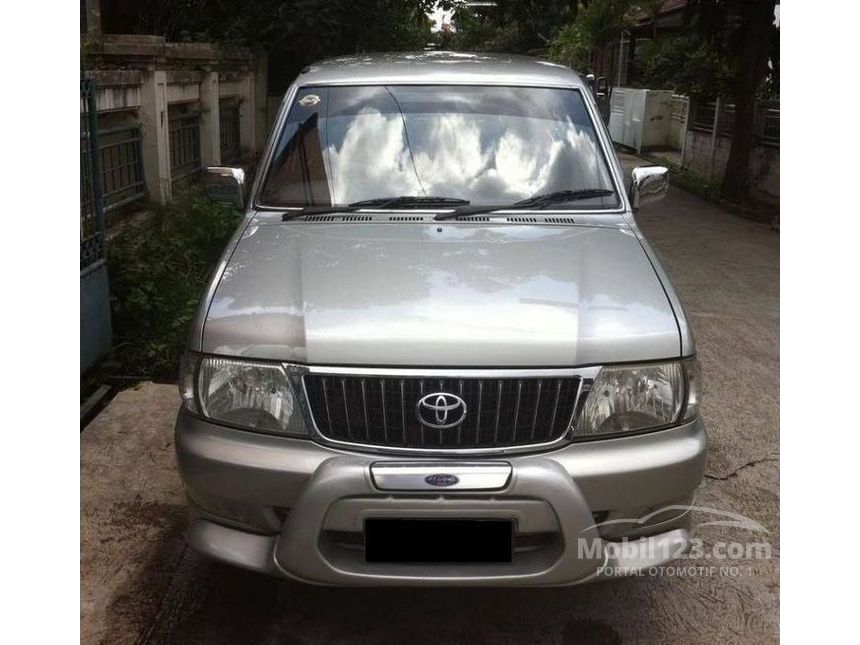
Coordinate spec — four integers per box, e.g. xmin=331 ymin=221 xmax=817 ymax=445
xmin=370 ymin=462 xmax=512 ymax=491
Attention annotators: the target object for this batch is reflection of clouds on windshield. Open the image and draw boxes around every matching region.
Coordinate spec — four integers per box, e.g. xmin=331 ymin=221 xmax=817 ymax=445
xmin=327 ymin=109 xmax=422 ymax=203
xmin=326 ymin=108 xmax=611 ymax=204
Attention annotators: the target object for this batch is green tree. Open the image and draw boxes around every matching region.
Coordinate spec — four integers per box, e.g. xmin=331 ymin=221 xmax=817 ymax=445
xmin=719 ymin=0 xmax=778 ymax=202
xmin=440 ymin=0 xmax=579 ymax=54
xmin=642 ymin=35 xmax=732 ymax=99
xmin=546 ymin=0 xmax=634 ymax=78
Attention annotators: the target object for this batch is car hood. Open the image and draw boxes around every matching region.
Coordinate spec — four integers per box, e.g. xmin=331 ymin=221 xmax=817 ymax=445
xmin=201 ymin=223 xmax=681 ymax=366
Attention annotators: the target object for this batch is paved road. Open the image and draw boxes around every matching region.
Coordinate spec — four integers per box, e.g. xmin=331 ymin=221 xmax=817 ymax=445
xmin=81 ymin=175 xmax=779 ymax=644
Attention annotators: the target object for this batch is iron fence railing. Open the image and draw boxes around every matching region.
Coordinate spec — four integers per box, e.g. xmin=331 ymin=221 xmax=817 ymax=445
xmin=691 ymin=101 xmax=718 ymax=133
xmin=220 ymin=102 xmax=241 ymax=164
xmin=758 ymin=102 xmax=780 ymax=147
xmin=169 ymin=114 xmax=201 ymax=182
xmin=690 ymin=99 xmax=780 ymax=148
xmin=80 ymin=78 xmax=105 ymax=271
xmin=670 ymin=94 xmax=689 ymax=126
xmin=80 ymin=126 xmax=146 ymax=212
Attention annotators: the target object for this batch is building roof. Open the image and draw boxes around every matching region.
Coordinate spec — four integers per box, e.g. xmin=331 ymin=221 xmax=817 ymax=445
xmin=296 ymin=51 xmax=585 ymax=88
xmin=633 ymin=0 xmax=687 ymax=26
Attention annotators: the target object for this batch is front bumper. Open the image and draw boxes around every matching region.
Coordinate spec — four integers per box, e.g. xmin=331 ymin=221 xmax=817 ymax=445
xmin=176 ymin=410 xmax=706 ymax=586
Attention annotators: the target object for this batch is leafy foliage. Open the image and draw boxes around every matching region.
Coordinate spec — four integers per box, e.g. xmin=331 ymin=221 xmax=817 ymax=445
xmin=107 ymin=190 xmax=241 ymax=379
xmin=642 ymin=35 xmax=732 ymax=99
xmin=440 ymin=0 xmax=580 ymax=54
xmin=546 ymin=21 xmax=589 ymax=69
xmin=546 ymin=0 xmax=634 ymax=75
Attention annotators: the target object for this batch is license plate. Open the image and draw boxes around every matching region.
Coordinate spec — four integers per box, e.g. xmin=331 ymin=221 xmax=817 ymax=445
xmin=364 ymin=518 xmax=513 ymax=563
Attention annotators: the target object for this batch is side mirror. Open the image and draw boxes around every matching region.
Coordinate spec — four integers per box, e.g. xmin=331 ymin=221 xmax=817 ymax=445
xmin=586 ymin=73 xmax=596 ymax=91
xmin=203 ymin=167 xmax=245 ymax=209
xmin=629 ymin=166 xmax=669 ymax=210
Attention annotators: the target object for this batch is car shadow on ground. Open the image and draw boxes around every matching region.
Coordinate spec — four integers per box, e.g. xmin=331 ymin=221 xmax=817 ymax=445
xmin=130 ymin=544 xmax=631 ymax=645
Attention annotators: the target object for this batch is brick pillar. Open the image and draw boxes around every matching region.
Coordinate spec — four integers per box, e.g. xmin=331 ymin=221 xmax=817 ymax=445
xmin=199 ymin=71 xmax=221 ymax=167
xmin=139 ymin=70 xmax=171 ymax=203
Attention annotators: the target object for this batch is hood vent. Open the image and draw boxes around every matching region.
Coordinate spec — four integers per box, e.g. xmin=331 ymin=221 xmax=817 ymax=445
xmin=296 ymin=213 xmax=578 ymax=224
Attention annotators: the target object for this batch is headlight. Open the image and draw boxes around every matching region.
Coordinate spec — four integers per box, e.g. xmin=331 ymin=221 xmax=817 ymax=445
xmin=179 ymin=354 xmax=307 ymax=436
xmin=576 ymin=359 xmax=698 ymax=437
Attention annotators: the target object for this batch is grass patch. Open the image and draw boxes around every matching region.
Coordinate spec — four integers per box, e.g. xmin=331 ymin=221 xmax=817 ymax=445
xmin=107 ymin=188 xmax=241 ymax=380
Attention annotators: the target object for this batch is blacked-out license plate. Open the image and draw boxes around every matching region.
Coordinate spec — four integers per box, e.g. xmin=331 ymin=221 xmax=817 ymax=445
xmin=364 ymin=518 xmax=513 ymax=563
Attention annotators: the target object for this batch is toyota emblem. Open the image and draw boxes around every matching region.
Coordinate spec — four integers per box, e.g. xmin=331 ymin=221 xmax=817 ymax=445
xmin=415 ymin=392 xmax=467 ymax=429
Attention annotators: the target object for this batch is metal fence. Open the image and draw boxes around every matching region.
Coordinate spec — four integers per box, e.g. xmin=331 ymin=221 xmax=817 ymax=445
xmin=81 ymin=126 xmax=146 ymax=212
xmin=669 ymin=94 xmax=689 ymax=150
xmin=80 ymin=79 xmax=105 ymax=271
xmin=758 ymin=101 xmax=780 ymax=146
xmin=220 ymin=102 xmax=241 ymax=164
xmin=690 ymin=99 xmax=780 ymax=147
xmin=169 ymin=113 xmax=201 ymax=182
xmin=81 ymin=76 xmax=113 ymax=373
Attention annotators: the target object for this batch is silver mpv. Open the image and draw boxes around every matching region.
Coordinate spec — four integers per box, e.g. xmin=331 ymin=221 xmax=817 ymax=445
xmin=176 ymin=52 xmax=706 ymax=586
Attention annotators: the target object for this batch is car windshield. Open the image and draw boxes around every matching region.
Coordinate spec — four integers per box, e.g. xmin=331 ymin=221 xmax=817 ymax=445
xmin=259 ymin=85 xmax=619 ymax=210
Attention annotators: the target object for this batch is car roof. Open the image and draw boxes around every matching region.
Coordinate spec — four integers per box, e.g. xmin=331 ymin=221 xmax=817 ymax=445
xmin=295 ymin=51 xmax=586 ymax=88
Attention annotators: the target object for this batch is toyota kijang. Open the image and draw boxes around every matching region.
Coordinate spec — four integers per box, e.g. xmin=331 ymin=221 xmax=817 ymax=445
xmin=176 ymin=51 xmax=706 ymax=586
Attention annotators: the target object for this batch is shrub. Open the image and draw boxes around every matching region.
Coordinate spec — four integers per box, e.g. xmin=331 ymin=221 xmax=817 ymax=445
xmin=107 ymin=189 xmax=241 ymax=380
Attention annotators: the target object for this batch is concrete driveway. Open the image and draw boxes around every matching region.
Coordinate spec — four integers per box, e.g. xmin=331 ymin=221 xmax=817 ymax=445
xmin=81 ymin=176 xmax=779 ymax=644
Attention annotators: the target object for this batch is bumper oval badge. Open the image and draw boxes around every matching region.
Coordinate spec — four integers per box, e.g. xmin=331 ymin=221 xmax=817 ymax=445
xmin=425 ymin=473 xmax=460 ymax=487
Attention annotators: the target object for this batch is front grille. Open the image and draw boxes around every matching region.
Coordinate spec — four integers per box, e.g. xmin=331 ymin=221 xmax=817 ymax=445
xmin=303 ymin=374 xmax=583 ymax=450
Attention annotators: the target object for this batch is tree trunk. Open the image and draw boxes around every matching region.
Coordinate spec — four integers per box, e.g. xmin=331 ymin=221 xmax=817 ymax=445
xmin=720 ymin=0 xmax=776 ymax=203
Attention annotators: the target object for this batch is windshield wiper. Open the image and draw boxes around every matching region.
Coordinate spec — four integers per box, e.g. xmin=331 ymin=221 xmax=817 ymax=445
xmin=434 ymin=189 xmax=616 ymax=221
xmin=510 ymin=188 xmax=616 ymax=210
xmin=282 ymin=196 xmax=470 ymax=220
xmin=350 ymin=195 xmax=469 ymax=208
xmin=434 ymin=205 xmax=506 ymax=221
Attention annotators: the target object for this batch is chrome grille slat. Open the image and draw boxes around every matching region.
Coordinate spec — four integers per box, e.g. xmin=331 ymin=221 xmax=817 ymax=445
xmin=549 ymin=379 xmax=562 ymax=433
xmin=419 ymin=379 xmax=425 ymax=446
xmin=360 ymin=378 xmax=370 ymax=442
xmin=304 ymin=373 xmax=583 ymax=452
xmin=341 ymin=378 xmax=351 ymax=440
xmin=531 ymin=380 xmax=542 ymax=441
xmin=400 ymin=379 xmax=407 ymax=445
xmin=380 ymin=380 xmax=388 ymax=443
xmin=493 ymin=381 xmax=503 ymax=445
xmin=512 ymin=380 xmax=523 ymax=443
xmin=321 ymin=377 xmax=333 ymax=430
xmin=457 ymin=379 xmax=464 ymax=447
xmin=476 ymin=380 xmax=483 ymax=444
